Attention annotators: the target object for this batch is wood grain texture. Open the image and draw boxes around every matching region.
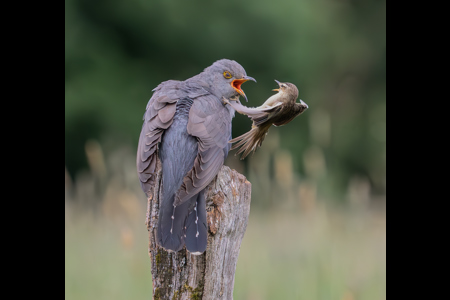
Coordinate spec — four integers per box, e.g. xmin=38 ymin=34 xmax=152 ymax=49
xmin=146 ymin=163 xmax=252 ymax=300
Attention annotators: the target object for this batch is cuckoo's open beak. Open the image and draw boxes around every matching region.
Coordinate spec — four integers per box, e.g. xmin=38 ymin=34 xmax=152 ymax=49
xmin=231 ymin=75 xmax=256 ymax=102
xmin=272 ymin=79 xmax=282 ymax=92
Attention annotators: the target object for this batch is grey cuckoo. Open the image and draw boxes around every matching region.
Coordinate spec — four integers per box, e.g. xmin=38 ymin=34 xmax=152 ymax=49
xmin=137 ymin=59 xmax=255 ymax=254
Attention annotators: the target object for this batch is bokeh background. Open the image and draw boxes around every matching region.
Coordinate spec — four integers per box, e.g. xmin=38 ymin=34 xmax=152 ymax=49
xmin=65 ymin=0 xmax=386 ymax=299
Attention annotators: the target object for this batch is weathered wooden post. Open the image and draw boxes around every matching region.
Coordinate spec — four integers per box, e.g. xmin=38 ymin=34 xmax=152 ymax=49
xmin=146 ymin=164 xmax=252 ymax=300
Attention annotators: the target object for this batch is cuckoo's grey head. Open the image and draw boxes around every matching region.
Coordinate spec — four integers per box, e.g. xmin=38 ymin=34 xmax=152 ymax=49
xmin=202 ymin=59 xmax=256 ymax=102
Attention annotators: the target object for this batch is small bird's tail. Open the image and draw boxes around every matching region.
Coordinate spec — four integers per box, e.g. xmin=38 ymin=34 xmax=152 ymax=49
xmin=230 ymin=126 xmax=270 ymax=159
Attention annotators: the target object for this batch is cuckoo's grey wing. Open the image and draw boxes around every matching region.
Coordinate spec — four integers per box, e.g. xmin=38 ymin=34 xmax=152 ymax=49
xmin=153 ymin=81 xmax=214 ymax=253
xmin=173 ymin=94 xmax=233 ymax=206
xmin=136 ymin=80 xmax=181 ymax=195
xmin=160 ymin=93 xmax=232 ymax=253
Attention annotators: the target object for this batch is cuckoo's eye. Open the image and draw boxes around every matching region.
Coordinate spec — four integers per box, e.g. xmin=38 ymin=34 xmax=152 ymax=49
xmin=223 ymin=71 xmax=232 ymax=79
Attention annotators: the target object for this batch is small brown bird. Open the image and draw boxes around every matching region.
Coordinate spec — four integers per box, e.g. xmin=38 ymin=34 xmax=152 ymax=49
xmin=223 ymin=80 xmax=308 ymax=159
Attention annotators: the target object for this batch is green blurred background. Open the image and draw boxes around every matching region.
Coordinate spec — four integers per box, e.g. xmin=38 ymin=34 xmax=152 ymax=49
xmin=65 ymin=0 xmax=385 ymax=299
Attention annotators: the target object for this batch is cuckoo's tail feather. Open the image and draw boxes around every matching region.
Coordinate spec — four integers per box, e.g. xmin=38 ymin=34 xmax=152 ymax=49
xmin=157 ymin=191 xmax=207 ymax=254
xmin=157 ymin=193 xmax=191 ymax=252
xmin=230 ymin=127 xmax=269 ymax=160
xmin=184 ymin=191 xmax=207 ymax=254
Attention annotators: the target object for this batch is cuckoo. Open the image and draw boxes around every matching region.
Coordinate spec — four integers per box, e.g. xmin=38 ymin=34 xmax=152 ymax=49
xmin=137 ymin=59 xmax=255 ymax=254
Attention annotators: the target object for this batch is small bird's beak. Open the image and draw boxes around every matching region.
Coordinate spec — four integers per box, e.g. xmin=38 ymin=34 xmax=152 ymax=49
xmin=272 ymin=79 xmax=282 ymax=92
xmin=231 ymin=75 xmax=256 ymax=102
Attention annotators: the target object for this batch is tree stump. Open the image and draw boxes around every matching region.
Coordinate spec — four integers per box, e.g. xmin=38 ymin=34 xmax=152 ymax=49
xmin=146 ymin=164 xmax=252 ymax=300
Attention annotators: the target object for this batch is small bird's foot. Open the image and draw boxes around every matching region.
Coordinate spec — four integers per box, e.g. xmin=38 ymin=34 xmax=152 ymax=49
xmin=221 ymin=97 xmax=231 ymax=106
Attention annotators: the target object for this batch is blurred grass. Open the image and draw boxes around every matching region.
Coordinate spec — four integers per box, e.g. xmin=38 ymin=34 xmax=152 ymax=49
xmin=65 ymin=202 xmax=385 ymax=300
xmin=65 ymin=208 xmax=152 ymax=299
xmin=65 ymin=143 xmax=385 ymax=300
xmin=236 ymin=209 xmax=385 ymax=300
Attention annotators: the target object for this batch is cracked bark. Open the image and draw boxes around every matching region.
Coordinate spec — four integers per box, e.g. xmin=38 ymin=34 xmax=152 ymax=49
xmin=146 ymin=163 xmax=252 ymax=300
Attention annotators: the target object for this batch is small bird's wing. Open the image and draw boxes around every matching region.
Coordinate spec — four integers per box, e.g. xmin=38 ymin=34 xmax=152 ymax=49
xmin=272 ymin=103 xmax=305 ymax=127
xmin=137 ymin=80 xmax=182 ymax=195
xmin=251 ymin=103 xmax=283 ymax=127
xmin=173 ymin=95 xmax=232 ymax=206
xmin=225 ymin=100 xmax=282 ymax=126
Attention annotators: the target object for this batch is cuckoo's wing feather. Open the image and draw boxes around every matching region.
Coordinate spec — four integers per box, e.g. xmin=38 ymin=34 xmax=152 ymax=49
xmin=173 ymin=95 xmax=232 ymax=206
xmin=137 ymin=80 xmax=181 ymax=195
